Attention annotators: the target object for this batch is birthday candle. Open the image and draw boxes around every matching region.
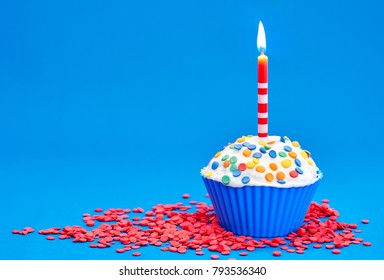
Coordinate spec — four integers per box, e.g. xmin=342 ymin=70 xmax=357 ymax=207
xmin=257 ymin=21 xmax=268 ymax=138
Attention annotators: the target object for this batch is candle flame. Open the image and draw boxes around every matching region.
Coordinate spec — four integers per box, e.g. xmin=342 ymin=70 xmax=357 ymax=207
xmin=257 ymin=21 xmax=266 ymax=53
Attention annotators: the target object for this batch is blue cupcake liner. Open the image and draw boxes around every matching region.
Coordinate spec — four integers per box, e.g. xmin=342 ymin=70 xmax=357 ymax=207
xmin=202 ymin=177 xmax=320 ymax=237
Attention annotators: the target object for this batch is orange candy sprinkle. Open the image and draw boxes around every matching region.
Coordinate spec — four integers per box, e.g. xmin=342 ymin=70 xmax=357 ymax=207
xmin=288 ymin=151 xmax=297 ymax=158
xmin=236 ymin=137 xmax=245 ymax=143
xmin=276 ymin=171 xmax=285 ymax=180
xmin=214 ymin=152 xmax=222 ymax=158
xmin=265 ymin=173 xmax=274 ymax=182
xmin=243 ymin=149 xmax=252 ymax=157
xmin=223 ymin=160 xmax=230 ymax=168
xmin=256 ymin=166 xmax=266 ymax=173
xmin=269 ymin=163 xmax=278 ymax=171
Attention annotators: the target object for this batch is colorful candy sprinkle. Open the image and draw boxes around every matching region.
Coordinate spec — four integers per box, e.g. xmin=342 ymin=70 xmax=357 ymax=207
xmin=300 ymin=151 xmax=308 ymax=159
xmin=265 ymin=173 xmax=274 ymax=182
xmin=229 ymin=164 xmax=237 ymax=172
xmin=248 ymin=144 xmax=256 ymax=150
xmin=241 ymin=176 xmax=250 ymax=184
xmin=256 ymin=166 xmax=265 ymax=173
xmin=260 ymin=147 xmax=267 ymax=154
xmin=269 ymin=163 xmax=278 ymax=171
xmin=214 ymin=152 xmax=221 ymax=158
xmin=281 ymin=159 xmax=292 ymax=168
xmin=222 ymin=175 xmax=230 ymax=185
xmin=289 ymin=170 xmax=299 ymax=178
xmin=234 ymin=144 xmax=242 ymax=150
xmin=284 ymin=146 xmax=292 ymax=152
xmin=230 ymin=156 xmax=238 ymax=164
xmin=276 ymin=171 xmax=285 ymax=180
xmin=223 ymin=160 xmax=230 ymax=168
xmin=269 ymin=150 xmax=277 ymax=158
xmin=246 ymin=161 xmax=256 ymax=169
xmin=211 ymin=161 xmax=219 ymax=170
xmin=292 ymin=141 xmax=300 ymax=147
xmin=204 ymin=171 xmax=213 ymax=177
xmin=232 ymin=170 xmax=241 ymax=177
xmin=288 ymin=151 xmax=297 ymax=158
xmin=295 ymin=158 xmax=302 ymax=167
xmin=253 ymin=152 xmax=262 ymax=158
xmin=279 ymin=151 xmax=287 ymax=158
xmin=295 ymin=167 xmax=303 ymax=174
xmin=243 ymin=149 xmax=252 ymax=157
xmin=308 ymin=159 xmax=314 ymax=166
xmin=221 ymin=155 xmax=229 ymax=161
xmin=238 ymin=163 xmax=247 ymax=171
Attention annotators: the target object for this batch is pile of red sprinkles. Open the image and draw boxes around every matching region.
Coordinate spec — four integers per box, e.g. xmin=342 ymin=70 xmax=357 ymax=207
xmin=12 ymin=195 xmax=371 ymax=259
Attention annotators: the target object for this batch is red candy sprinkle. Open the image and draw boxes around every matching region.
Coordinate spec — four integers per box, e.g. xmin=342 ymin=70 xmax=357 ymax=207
xmin=361 ymin=220 xmax=369 ymax=224
xmin=289 ymin=170 xmax=298 ymax=178
xmin=238 ymin=163 xmax=247 ymax=171
xmin=272 ymin=251 xmax=282 ymax=257
xmin=10 ymin=196 xmax=370 ymax=259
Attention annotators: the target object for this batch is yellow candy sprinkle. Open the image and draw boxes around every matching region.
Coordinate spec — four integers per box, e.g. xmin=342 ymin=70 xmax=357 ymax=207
xmin=256 ymin=166 xmax=265 ymax=173
xmin=265 ymin=172 xmax=274 ymax=182
xmin=252 ymin=158 xmax=260 ymax=164
xmin=205 ymin=171 xmax=213 ymax=177
xmin=276 ymin=171 xmax=285 ymax=180
xmin=281 ymin=159 xmax=292 ymax=168
xmin=308 ymin=159 xmax=314 ymax=166
xmin=246 ymin=161 xmax=256 ymax=169
xmin=300 ymin=150 xmax=308 ymax=159
xmin=292 ymin=141 xmax=300 ymax=147
xmin=258 ymin=139 xmax=266 ymax=146
xmin=214 ymin=152 xmax=222 ymax=158
xmin=243 ymin=149 xmax=252 ymax=157
xmin=237 ymin=137 xmax=245 ymax=143
xmin=269 ymin=163 xmax=278 ymax=171
xmin=288 ymin=151 xmax=297 ymax=158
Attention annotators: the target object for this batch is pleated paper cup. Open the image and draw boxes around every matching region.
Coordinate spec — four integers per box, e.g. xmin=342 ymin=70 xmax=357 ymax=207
xmin=202 ymin=177 xmax=320 ymax=237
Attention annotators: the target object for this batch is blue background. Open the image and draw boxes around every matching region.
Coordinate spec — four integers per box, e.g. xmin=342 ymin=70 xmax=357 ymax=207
xmin=0 ymin=0 xmax=383 ymax=259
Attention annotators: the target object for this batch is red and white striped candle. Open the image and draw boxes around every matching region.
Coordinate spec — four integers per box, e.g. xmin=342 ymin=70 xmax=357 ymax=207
xmin=257 ymin=21 xmax=268 ymax=138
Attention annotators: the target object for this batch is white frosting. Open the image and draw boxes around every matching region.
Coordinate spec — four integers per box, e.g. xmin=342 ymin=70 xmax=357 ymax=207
xmin=201 ymin=135 xmax=322 ymax=188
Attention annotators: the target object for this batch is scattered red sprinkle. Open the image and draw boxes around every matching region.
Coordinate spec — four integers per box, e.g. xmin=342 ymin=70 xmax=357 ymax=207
xmin=210 ymin=254 xmax=219 ymax=260
xmin=361 ymin=220 xmax=369 ymax=224
xmin=11 ymin=197 xmax=371 ymax=258
xmin=332 ymin=249 xmax=341 ymax=254
xmin=182 ymin=194 xmax=190 ymax=199
xmin=272 ymin=251 xmax=282 ymax=257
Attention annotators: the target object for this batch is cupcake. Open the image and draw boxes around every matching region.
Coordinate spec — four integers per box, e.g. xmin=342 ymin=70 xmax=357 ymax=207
xmin=201 ymin=135 xmax=322 ymax=237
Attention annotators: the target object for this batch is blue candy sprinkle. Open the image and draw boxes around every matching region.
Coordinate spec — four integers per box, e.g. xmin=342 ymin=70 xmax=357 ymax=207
xmin=268 ymin=150 xmax=277 ymax=158
xmin=211 ymin=161 xmax=219 ymax=170
xmin=248 ymin=144 xmax=257 ymax=150
xmin=295 ymin=167 xmax=303 ymax=174
xmin=233 ymin=169 xmax=241 ymax=177
xmin=253 ymin=152 xmax=262 ymax=158
xmin=280 ymin=136 xmax=285 ymax=143
xmin=241 ymin=176 xmax=250 ymax=184
xmin=316 ymin=170 xmax=320 ymax=174
xmin=260 ymin=147 xmax=267 ymax=154
xmin=277 ymin=180 xmax=286 ymax=184
xmin=242 ymin=142 xmax=250 ymax=147
xmin=234 ymin=144 xmax=242 ymax=150
xmin=295 ymin=158 xmax=302 ymax=167
xmin=284 ymin=145 xmax=292 ymax=152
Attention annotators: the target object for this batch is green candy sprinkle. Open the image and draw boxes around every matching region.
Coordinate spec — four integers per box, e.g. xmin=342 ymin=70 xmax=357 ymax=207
xmin=279 ymin=151 xmax=287 ymax=158
xmin=230 ymin=164 xmax=237 ymax=172
xmin=221 ymin=155 xmax=229 ymax=161
xmin=222 ymin=175 xmax=230 ymax=185
xmin=229 ymin=145 xmax=235 ymax=149
xmin=264 ymin=145 xmax=271 ymax=150
xmin=229 ymin=156 xmax=238 ymax=164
